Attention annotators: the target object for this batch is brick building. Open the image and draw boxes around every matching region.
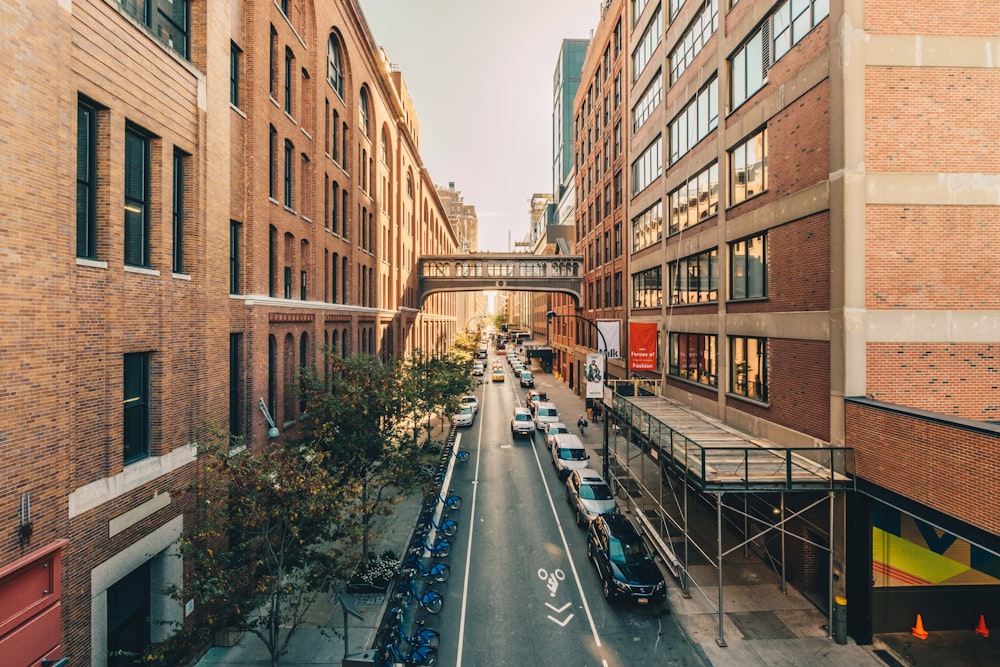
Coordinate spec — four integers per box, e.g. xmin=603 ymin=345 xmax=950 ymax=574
xmin=560 ymin=0 xmax=999 ymax=643
xmin=1 ymin=1 xmax=465 ymax=664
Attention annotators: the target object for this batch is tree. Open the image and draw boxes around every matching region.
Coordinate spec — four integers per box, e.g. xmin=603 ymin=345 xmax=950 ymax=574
xmin=148 ymin=435 xmax=359 ymax=667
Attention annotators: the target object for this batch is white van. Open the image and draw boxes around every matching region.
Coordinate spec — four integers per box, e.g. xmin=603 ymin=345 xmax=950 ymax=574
xmin=550 ymin=433 xmax=590 ymax=480
xmin=534 ymin=402 xmax=560 ymax=431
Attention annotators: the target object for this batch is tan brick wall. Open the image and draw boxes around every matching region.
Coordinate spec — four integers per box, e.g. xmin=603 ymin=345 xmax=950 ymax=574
xmin=865 ymin=0 xmax=1000 ymax=37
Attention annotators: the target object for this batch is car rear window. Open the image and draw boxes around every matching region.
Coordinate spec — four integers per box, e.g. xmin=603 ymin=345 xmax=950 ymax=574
xmin=515 ymin=413 xmax=531 ymax=422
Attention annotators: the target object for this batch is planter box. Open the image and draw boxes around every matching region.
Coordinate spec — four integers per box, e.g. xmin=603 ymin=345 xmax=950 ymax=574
xmin=214 ymin=627 xmax=244 ymax=647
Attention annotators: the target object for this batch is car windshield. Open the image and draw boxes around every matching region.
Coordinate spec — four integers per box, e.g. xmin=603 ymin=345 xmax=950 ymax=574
xmin=579 ymin=482 xmax=613 ymax=500
xmin=459 ymin=407 xmax=472 ymax=415
xmin=515 ymin=414 xmax=531 ymax=422
xmin=550 ymin=426 xmax=568 ymax=436
xmin=558 ymin=447 xmax=587 ymax=461
xmin=539 ymin=408 xmax=557 ymax=417
xmin=608 ymin=535 xmax=650 ymax=565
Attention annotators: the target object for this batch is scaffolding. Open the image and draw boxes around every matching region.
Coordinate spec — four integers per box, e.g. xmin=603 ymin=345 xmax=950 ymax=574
xmin=603 ymin=380 xmax=855 ymax=646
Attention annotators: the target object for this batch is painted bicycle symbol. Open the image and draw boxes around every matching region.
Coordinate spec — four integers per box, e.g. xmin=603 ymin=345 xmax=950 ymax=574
xmin=537 ymin=567 xmax=565 ymax=597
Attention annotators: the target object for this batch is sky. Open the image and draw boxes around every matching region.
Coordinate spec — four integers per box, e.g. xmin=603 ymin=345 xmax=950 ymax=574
xmin=358 ymin=1 xmax=602 ymax=252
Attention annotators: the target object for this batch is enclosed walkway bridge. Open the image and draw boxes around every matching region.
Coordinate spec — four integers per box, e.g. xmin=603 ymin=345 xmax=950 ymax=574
xmin=418 ymin=254 xmax=584 ymax=306
xmin=601 ymin=379 xmax=854 ymax=647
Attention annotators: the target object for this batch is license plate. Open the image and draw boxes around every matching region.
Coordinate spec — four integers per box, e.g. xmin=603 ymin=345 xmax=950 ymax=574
xmin=637 ymin=598 xmax=649 ymax=604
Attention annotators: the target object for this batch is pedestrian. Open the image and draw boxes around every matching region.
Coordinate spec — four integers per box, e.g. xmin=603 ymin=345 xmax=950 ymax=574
xmin=577 ymin=414 xmax=588 ymax=433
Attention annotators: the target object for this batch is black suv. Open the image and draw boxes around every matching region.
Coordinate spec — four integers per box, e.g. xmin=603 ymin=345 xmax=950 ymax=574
xmin=586 ymin=513 xmax=666 ymax=604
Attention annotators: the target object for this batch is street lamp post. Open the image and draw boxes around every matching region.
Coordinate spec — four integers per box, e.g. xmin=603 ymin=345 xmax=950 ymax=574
xmin=546 ymin=310 xmax=611 ymax=481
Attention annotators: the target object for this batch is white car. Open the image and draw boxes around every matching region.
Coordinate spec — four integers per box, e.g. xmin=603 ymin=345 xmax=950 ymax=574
xmin=534 ymin=402 xmax=560 ymax=431
xmin=460 ymin=395 xmax=479 ymax=414
xmin=511 ymin=407 xmax=535 ymax=438
xmin=551 ymin=433 xmax=590 ymax=480
xmin=566 ymin=468 xmax=618 ymax=525
xmin=454 ymin=405 xmax=474 ymax=427
xmin=544 ymin=422 xmax=570 ymax=449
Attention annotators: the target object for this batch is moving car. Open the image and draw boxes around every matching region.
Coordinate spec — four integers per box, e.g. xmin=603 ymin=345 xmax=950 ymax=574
xmin=534 ymin=402 xmax=560 ymax=431
xmin=459 ymin=395 xmax=479 ymax=414
xmin=510 ymin=407 xmax=535 ymax=438
xmin=587 ymin=513 xmax=666 ymax=604
xmin=550 ymin=433 xmax=589 ymax=479
xmin=544 ymin=422 xmax=569 ymax=449
xmin=471 ymin=362 xmax=484 ymax=376
xmin=453 ymin=405 xmax=474 ymax=427
xmin=526 ymin=390 xmax=548 ymax=413
xmin=492 ymin=367 xmax=505 ymax=382
xmin=566 ymin=469 xmax=618 ymax=525
xmin=519 ymin=370 xmax=534 ymax=387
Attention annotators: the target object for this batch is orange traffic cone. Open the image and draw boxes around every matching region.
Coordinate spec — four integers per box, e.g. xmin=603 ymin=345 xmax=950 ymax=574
xmin=912 ymin=613 xmax=928 ymax=640
xmin=976 ymin=614 xmax=990 ymax=638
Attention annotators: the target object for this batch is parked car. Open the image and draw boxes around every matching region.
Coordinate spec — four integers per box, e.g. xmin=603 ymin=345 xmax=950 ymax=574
xmin=526 ymin=390 xmax=548 ymax=413
xmin=472 ymin=362 xmax=484 ymax=376
xmin=550 ymin=433 xmax=589 ymax=479
xmin=534 ymin=402 xmax=560 ymax=431
xmin=454 ymin=405 xmax=475 ymax=427
xmin=587 ymin=513 xmax=666 ymax=604
xmin=510 ymin=407 xmax=535 ymax=438
xmin=460 ymin=395 xmax=479 ymax=414
xmin=566 ymin=469 xmax=618 ymax=525
xmin=544 ymin=421 xmax=570 ymax=449
xmin=519 ymin=370 xmax=534 ymax=387
xmin=512 ymin=364 xmax=525 ymax=377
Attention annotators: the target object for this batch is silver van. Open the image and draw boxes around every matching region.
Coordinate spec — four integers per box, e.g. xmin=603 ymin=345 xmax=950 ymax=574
xmin=550 ymin=433 xmax=590 ymax=479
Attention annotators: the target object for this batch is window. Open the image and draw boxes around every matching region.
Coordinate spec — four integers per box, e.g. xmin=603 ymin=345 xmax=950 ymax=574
xmin=300 ymin=269 xmax=307 ymax=300
xmin=230 ymin=221 xmax=241 ymax=294
xmin=332 ymin=110 xmax=340 ymax=163
xmin=730 ymin=336 xmax=768 ymax=401
xmin=632 ymin=266 xmax=662 ymax=308
xmin=268 ymin=225 xmax=277 ymax=297
xmin=614 ymin=272 xmax=623 ymax=306
xmin=327 ymin=34 xmax=343 ymax=97
xmin=230 ymin=43 xmax=241 ymax=107
xmin=632 ymin=6 xmax=661 ymax=82
xmin=172 ymin=150 xmax=186 ymax=273
xmin=668 ymin=78 xmax=718 ymax=164
xmin=632 ymin=201 xmax=663 ymax=253
xmin=772 ymin=0 xmax=829 ymax=63
xmin=730 ymin=233 xmax=767 ymax=299
xmin=668 ymin=333 xmax=717 ymax=386
xmin=269 ymin=125 xmax=277 ymax=199
xmin=331 ymin=252 xmax=339 ymax=303
xmin=331 ymin=181 xmax=339 ymax=231
xmin=668 ymin=162 xmax=718 ymax=234
xmin=730 ymin=27 xmax=765 ymax=110
xmin=120 ymin=0 xmax=188 ymax=59
xmin=359 ymin=88 xmax=370 ymax=137
xmin=669 ymin=248 xmax=718 ymax=304
xmin=614 ymin=18 xmax=622 ymax=56
xmin=669 ymin=0 xmax=686 ymax=20
xmin=632 ymin=70 xmax=662 ymax=133
xmin=229 ymin=334 xmax=243 ymax=440
xmin=269 ymin=26 xmax=277 ymax=96
xmin=631 ymin=135 xmax=662 ymax=195
xmin=284 ymin=265 xmax=292 ymax=299
xmin=729 ymin=128 xmax=767 ymax=205
xmin=614 ymin=72 xmax=622 ymax=109
xmin=614 ymin=222 xmax=622 ymax=257
xmin=77 ymin=99 xmax=98 ymax=259
xmin=124 ymin=125 xmax=150 ymax=267
xmin=284 ymin=140 xmax=294 ymax=208
xmin=284 ymin=48 xmax=294 ymax=115
xmin=123 ymin=352 xmax=150 ymax=464
xmin=669 ymin=0 xmax=719 ymax=84
xmin=614 ymin=170 xmax=623 ymax=207
xmin=632 ymin=0 xmax=649 ymax=25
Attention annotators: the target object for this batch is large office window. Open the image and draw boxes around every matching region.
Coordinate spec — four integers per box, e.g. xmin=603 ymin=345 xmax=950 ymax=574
xmin=631 ymin=136 xmax=662 ymax=195
xmin=669 ymin=333 xmax=717 ymax=387
xmin=730 ymin=233 xmax=767 ymax=300
xmin=669 ymin=0 xmax=719 ymax=84
xmin=772 ymin=0 xmax=829 ymax=63
xmin=669 ymin=248 xmax=718 ymax=304
xmin=124 ymin=125 xmax=150 ymax=268
xmin=730 ymin=27 xmax=765 ymax=110
xmin=632 ymin=70 xmax=662 ymax=133
xmin=632 ymin=5 xmax=662 ymax=82
xmin=668 ymin=78 xmax=718 ymax=164
xmin=327 ymin=34 xmax=344 ymax=97
xmin=123 ymin=352 xmax=150 ymax=464
xmin=230 ymin=221 xmax=241 ymax=294
xmin=632 ymin=266 xmax=662 ymax=308
xmin=730 ymin=128 xmax=767 ymax=205
xmin=730 ymin=336 xmax=768 ymax=401
xmin=668 ymin=162 xmax=718 ymax=234
xmin=120 ymin=0 xmax=188 ymax=59
xmin=77 ymin=100 xmax=98 ymax=259
xmin=172 ymin=150 xmax=186 ymax=274
xmin=632 ymin=0 xmax=649 ymax=25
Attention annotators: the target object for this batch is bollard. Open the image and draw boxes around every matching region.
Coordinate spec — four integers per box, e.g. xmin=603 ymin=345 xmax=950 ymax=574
xmin=833 ymin=596 xmax=848 ymax=644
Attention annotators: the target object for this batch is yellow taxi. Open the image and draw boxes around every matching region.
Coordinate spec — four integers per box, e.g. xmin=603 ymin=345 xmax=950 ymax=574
xmin=491 ymin=367 xmax=505 ymax=382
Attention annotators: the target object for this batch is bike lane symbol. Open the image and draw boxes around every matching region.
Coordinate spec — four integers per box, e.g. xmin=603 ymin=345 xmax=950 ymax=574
xmin=538 ymin=567 xmax=574 ymax=627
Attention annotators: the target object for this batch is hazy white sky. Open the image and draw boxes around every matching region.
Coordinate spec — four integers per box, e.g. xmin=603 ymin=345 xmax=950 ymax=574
xmin=358 ymin=1 xmax=602 ymax=251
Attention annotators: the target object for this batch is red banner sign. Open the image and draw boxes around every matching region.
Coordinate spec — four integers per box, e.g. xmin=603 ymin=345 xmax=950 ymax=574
xmin=629 ymin=322 xmax=658 ymax=371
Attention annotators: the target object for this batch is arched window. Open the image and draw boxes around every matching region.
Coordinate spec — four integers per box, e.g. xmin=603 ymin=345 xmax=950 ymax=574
xmin=359 ymin=87 xmax=370 ymax=137
xmin=327 ymin=34 xmax=343 ymax=97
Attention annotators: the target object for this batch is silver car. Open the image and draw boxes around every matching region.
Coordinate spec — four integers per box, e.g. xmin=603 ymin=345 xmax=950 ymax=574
xmin=544 ymin=421 xmax=569 ymax=449
xmin=566 ymin=468 xmax=618 ymax=525
xmin=534 ymin=402 xmax=560 ymax=431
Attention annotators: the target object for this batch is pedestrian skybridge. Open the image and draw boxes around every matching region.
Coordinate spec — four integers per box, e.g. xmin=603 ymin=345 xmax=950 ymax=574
xmin=418 ymin=254 xmax=584 ymax=306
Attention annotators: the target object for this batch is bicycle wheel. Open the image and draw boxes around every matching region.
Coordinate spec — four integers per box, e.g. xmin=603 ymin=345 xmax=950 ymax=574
xmin=430 ymin=539 xmax=451 ymax=558
xmin=420 ymin=591 xmax=444 ymax=614
xmin=446 ymin=495 xmax=462 ymax=510
xmin=440 ymin=518 xmax=458 ymax=537
xmin=456 ymin=449 xmax=470 ymax=462
xmin=428 ymin=561 xmax=451 ymax=583
xmin=415 ymin=627 xmax=441 ymax=650
xmin=413 ymin=644 xmax=438 ymax=666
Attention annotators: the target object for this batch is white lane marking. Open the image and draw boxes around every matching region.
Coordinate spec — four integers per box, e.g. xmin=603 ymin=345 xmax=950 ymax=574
xmin=548 ymin=612 xmax=575 ymax=627
xmin=528 ymin=427 xmax=603 ymax=647
xmin=545 ymin=602 xmax=572 ymax=613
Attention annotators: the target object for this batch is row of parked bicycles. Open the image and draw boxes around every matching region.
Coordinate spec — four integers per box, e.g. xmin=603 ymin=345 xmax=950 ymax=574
xmin=373 ymin=437 xmax=468 ymax=666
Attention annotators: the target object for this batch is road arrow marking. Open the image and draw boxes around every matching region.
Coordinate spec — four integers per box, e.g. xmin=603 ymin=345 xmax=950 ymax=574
xmin=547 ymin=612 xmax=574 ymax=627
xmin=545 ymin=602 xmax=572 ymax=613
